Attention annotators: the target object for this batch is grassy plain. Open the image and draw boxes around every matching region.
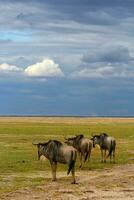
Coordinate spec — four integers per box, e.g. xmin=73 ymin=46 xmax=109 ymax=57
xmin=0 ymin=117 xmax=134 ymax=196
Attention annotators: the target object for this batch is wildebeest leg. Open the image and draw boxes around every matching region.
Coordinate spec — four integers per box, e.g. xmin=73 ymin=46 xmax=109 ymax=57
xmin=51 ymin=162 xmax=57 ymax=181
xmin=110 ymin=152 xmax=112 ymax=163
xmin=86 ymin=152 xmax=89 ymax=162
xmin=113 ymin=149 xmax=115 ymax=163
xmin=78 ymin=152 xmax=81 ymax=161
xmin=88 ymin=148 xmax=91 ymax=162
xmin=101 ymin=149 xmax=104 ymax=163
xmin=71 ymin=165 xmax=76 ymax=184
xmin=38 ymin=149 xmax=40 ymax=160
xmin=79 ymin=153 xmax=82 ymax=168
xmin=104 ymin=150 xmax=107 ymax=163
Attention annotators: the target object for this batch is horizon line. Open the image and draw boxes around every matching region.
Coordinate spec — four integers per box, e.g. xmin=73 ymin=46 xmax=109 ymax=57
xmin=0 ymin=115 xmax=134 ymax=118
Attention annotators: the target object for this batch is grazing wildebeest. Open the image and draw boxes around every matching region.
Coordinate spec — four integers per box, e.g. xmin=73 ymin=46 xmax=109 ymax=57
xmin=91 ymin=133 xmax=116 ymax=163
xmin=65 ymin=134 xmax=92 ymax=168
xmin=33 ymin=140 xmax=77 ymax=184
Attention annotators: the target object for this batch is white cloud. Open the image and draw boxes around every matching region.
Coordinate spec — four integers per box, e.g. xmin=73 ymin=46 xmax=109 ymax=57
xmin=0 ymin=63 xmax=23 ymax=73
xmin=24 ymin=59 xmax=64 ymax=77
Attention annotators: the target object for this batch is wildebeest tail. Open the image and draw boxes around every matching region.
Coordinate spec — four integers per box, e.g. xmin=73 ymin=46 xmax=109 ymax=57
xmin=67 ymin=151 xmax=76 ymax=175
xmin=84 ymin=143 xmax=90 ymax=162
xmin=84 ymin=151 xmax=89 ymax=162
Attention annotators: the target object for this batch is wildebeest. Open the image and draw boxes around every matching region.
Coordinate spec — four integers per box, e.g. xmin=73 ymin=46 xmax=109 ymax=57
xmin=65 ymin=134 xmax=92 ymax=168
xmin=33 ymin=139 xmax=77 ymax=184
xmin=91 ymin=133 xmax=116 ymax=163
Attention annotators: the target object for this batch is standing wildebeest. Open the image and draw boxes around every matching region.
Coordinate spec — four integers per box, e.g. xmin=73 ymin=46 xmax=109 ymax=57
xmin=33 ymin=140 xmax=77 ymax=184
xmin=91 ymin=133 xmax=116 ymax=163
xmin=65 ymin=134 xmax=92 ymax=168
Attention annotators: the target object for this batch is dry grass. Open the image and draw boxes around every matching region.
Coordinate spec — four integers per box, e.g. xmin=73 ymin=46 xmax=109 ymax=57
xmin=0 ymin=117 xmax=134 ymax=124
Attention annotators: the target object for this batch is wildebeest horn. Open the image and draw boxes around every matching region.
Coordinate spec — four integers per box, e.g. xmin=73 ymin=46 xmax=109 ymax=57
xmin=32 ymin=142 xmax=39 ymax=145
xmin=32 ymin=141 xmax=47 ymax=145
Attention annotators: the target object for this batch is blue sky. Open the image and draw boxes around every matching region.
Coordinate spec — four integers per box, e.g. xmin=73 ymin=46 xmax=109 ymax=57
xmin=0 ymin=0 xmax=134 ymax=116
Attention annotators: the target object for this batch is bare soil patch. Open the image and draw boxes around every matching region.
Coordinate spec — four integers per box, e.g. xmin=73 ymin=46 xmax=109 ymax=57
xmin=1 ymin=164 xmax=134 ymax=200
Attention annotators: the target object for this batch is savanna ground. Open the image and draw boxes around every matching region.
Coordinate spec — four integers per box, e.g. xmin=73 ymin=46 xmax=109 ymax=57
xmin=0 ymin=117 xmax=134 ymax=200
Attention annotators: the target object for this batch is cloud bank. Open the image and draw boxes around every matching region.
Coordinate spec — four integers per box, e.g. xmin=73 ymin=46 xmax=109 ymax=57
xmin=1 ymin=46 xmax=134 ymax=80
xmin=71 ymin=45 xmax=134 ymax=78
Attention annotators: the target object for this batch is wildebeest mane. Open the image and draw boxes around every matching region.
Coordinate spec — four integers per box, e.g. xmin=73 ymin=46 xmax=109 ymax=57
xmin=75 ymin=134 xmax=84 ymax=139
xmin=67 ymin=134 xmax=84 ymax=141
xmin=52 ymin=140 xmax=63 ymax=147
xmin=100 ymin=133 xmax=108 ymax=137
xmin=45 ymin=140 xmax=63 ymax=153
xmin=67 ymin=136 xmax=76 ymax=140
xmin=91 ymin=133 xmax=108 ymax=140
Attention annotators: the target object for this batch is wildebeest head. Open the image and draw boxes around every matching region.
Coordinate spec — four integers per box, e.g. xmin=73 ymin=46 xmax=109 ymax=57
xmin=65 ymin=136 xmax=75 ymax=146
xmin=65 ymin=134 xmax=84 ymax=146
xmin=90 ymin=135 xmax=100 ymax=148
xmin=91 ymin=133 xmax=116 ymax=163
xmin=33 ymin=140 xmax=51 ymax=160
xmin=91 ymin=133 xmax=108 ymax=147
